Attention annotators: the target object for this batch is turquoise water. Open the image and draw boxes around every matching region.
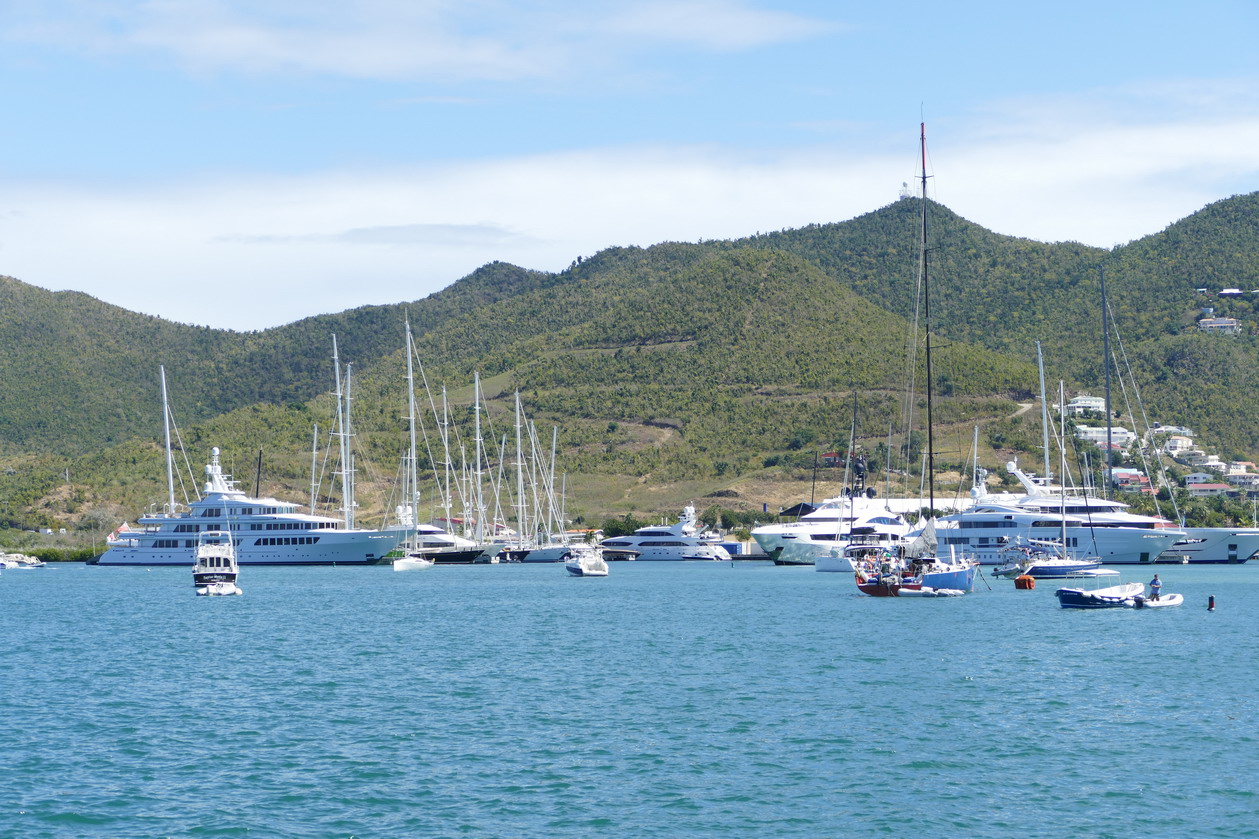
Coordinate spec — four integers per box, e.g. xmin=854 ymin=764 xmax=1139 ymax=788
xmin=3 ymin=561 xmax=1257 ymax=838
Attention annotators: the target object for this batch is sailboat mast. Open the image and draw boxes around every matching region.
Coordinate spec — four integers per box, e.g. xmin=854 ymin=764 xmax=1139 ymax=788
xmin=441 ymin=386 xmax=454 ymax=531
xmin=1101 ymin=266 xmax=1113 ymax=499
xmin=406 ymin=321 xmax=420 ymax=536
xmin=514 ymin=392 xmax=527 ymax=546
xmin=473 ymin=372 xmax=485 ymax=543
xmin=332 ymin=336 xmax=355 ymax=529
xmin=160 ymin=366 xmax=176 ymax=515
xmin=1037 ymin=341 xmax=1051 ymax=482
xmin=919 ymin=121 xmax=936 ymax=512
xmin=308 ymin=423 xmax=319 ymax=515
xmin=344 ymin=363 xmax=356 ymax=529
xmin=1059 ymin=381 xmax=1069 ymax=550
xmin=549 ymin=426 xmax=559 ymax=536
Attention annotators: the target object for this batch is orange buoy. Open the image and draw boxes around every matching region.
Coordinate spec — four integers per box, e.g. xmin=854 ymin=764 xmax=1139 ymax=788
xmin=1014 ymin=574 xmax=1035 ymax=590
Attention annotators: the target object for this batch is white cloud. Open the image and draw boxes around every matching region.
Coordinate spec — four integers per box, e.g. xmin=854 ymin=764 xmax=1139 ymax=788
xmin=938 ymin=85 xmax=1259 ymax=245
xmin=1 ymin=99 xmax=1257 ymax=331
xmin=3 ymin=0 xmax=832 ymax=80
xmin=600 ymin=0 xmax=834 ymax=50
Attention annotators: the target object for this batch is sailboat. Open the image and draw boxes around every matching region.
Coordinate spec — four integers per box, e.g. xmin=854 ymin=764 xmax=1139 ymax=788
xmin=854 ymin=123 xmax=978 ymax=597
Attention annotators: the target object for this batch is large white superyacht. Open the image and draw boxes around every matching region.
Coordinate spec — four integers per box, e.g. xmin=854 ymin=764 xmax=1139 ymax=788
xmin=93 ymin=446 xmax=405 ymax=566
xmin=751 ymin=491 xmax=971 ymax=566
xmin=93 ymin=362 xmax=406 ymax=566
xmin=928 ymin=463 xmax=1190 ymax=565
xmin=991 ymin=463 xmax=1259 ymax=564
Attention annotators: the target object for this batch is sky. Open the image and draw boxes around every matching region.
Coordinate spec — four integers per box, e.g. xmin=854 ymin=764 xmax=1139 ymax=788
xmin=2 ymin=1 xmax=1258 ymax=332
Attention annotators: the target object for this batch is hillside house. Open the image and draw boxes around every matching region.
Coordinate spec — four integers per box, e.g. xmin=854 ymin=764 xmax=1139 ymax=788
xmin=1163 ymin=435 xmax=1197 ymax=457
xmin=1226 ymin=473 xmax=1259 ymax=490
xmin=1058 ymin=394 xmax=1106 ymax=416
xmin=1198 ymin=316 xmax=1240 ymax=334
xmin=1183 ymin=472 xmax=1216 ymax=486
xmin=1187 ymin=483 xmax=1232 ymax=498
xmin=1074 ymin=425 xmax=1137 ymax=449
xmin=1110 ymin=468 xmax=1154 ymax=494
xmin=1181 ymin=452 xmax=1228 ymax=471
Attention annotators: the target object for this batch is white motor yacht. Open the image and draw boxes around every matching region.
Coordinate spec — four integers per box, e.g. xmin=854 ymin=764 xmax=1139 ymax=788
xmin=600 ymin=506 xmax=731 ymax=561
xmin=95 ymin=447 xmax=405 ymax=566
xmin=929 ymin=462 xmax=1189 ymax=565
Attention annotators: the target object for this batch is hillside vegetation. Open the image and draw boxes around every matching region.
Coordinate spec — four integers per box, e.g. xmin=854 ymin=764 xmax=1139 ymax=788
xmin=3 ymin=192 xmax=1259 ymax=537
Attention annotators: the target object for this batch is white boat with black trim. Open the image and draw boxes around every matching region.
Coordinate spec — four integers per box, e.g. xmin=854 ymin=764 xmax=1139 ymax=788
xmin=192 ymin=529 xmax=242 ymax=596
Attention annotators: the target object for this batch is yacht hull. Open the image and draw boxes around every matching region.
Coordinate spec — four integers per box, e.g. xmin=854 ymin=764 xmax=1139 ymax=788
xmin=96 ymin=531 xmax=402 ymax=566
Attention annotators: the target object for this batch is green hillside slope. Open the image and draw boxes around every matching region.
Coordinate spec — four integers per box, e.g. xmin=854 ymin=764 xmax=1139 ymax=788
xmin=3 ymin=192 xmax=1259 ymax=534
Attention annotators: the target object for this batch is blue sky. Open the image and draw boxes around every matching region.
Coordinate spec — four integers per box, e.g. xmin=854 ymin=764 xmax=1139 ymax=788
xmin=2 ymin=1 xmax=1258 ymax=330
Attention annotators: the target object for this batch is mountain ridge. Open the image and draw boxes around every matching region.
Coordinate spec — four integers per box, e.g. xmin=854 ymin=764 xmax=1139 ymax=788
xmin=2 ymin=191 xmax=1259 ymax=531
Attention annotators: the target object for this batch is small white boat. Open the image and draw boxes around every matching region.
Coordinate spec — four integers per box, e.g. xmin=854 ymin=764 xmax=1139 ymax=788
xmin=0 ymin=552 xmax=45 ymax=569
xmin=1133 ymin=592 xmax=1184 ymax=608
xmin=565 ymin=545 xmax=609 ymax=577
xmin=192 ymin=530 xmax=241 ymax=596
xmin=392 ymin=553 xmax=435 ymax=571
xmin=991 ymin=539 xmax=1102 ymax=579
xmin=1047 ymin=579 xmax=1148 ymax=604
xmin=893 ymin=585 xmax=965 ymax=597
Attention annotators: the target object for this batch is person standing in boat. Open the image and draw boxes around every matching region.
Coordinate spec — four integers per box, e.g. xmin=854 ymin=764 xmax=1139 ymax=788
xmin=1149 ymin=574 xmax=1162 ymax=601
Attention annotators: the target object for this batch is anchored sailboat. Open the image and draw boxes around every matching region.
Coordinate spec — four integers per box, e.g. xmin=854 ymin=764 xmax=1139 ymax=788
xmin=854 ymin=123 xmax=978 ymax=597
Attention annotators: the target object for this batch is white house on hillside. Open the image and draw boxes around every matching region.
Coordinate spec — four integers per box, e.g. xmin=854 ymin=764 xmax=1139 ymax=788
xmin=1164 ymin=436 xmax=1198 ymax=457
xmin=1075 ymin=425 xmax=1136 ymax=448
xmin=1058 ymin=394 xmax=1106 ymax=416
xmin=1198 ymin=317 xmax=1241 ymax=334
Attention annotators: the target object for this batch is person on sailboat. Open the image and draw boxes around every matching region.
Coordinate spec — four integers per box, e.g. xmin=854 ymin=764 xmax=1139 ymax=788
xmin=1149 ymin=574 xmax=1162 ymax=601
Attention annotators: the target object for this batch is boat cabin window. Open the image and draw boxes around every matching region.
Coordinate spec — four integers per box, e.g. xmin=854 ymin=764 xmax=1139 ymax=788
xmin=201 ymin=508 xmax=222 ymax=517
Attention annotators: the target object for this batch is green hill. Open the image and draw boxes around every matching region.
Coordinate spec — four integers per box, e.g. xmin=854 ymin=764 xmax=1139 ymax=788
xmin=3 ymin=191 xmax=1259 ymax=535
